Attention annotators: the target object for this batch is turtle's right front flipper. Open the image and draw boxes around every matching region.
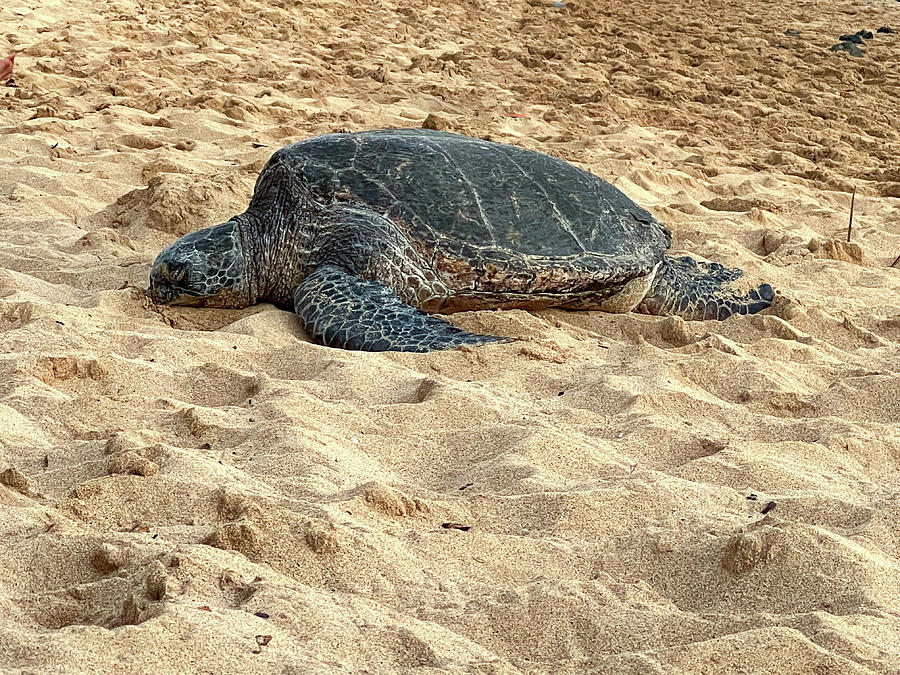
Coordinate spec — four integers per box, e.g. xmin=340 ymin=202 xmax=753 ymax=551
xmin=293 ymin=265 xmax=509 ymax=352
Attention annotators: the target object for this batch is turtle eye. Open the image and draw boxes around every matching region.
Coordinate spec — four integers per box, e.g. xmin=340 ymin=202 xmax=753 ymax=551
xmin=168 ymin=263 xmax=187 ymax=284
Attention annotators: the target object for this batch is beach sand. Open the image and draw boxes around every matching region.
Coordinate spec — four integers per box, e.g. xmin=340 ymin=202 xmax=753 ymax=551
xmin=1 ymin=0 xmax=899 ymax=671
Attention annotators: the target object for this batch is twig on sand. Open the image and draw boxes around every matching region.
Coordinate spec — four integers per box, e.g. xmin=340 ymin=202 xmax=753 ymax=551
xmin=847 ymin=187 xmax=856 ymax=242
xmin=890 ymin=252 xmax=900 ymax=268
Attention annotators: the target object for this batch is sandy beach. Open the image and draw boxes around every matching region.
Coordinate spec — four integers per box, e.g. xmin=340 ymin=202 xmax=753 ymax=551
xmin=1 ymin=0 xmax=899 ymax=671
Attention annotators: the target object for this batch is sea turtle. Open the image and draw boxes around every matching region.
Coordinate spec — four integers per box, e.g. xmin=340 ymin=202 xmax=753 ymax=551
xmin=149 ymin=128 xmax=773 ymax=352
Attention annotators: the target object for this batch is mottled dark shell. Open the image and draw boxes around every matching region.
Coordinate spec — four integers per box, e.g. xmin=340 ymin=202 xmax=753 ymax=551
xmin=271 ymin=129 xmax=671 ymax=285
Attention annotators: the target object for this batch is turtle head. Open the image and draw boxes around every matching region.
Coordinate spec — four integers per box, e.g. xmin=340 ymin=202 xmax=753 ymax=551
xmin=149 ymin=220 xmax=250 ymax=308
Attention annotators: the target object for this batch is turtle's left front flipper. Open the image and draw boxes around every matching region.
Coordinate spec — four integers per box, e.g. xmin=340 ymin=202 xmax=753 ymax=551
xmin=293 ymin=264 xmax=509 ymax=352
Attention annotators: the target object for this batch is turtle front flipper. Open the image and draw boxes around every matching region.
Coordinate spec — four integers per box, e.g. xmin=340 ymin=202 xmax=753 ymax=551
xmin=294 ymin=265 xmax=509 ymax=352
xmin=637 ymin=255 xmax=774 ymax=320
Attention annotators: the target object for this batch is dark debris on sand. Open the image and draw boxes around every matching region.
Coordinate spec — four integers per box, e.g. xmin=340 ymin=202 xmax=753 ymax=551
xmin=828 ymin=27 xmax=894 ymax=57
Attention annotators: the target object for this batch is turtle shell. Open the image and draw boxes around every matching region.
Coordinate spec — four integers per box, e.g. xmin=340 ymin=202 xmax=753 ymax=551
xmin=271 ymin=128 xmax=671 ymax=292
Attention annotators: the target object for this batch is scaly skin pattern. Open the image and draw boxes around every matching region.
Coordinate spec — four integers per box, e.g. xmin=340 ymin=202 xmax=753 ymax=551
xmin=637 ymin=256 xmax=775 ymax=320
xmin=149 ymin=129 xmax=775 ymax=352
xmin=294 ymin=265 xmax=506 ymax=352
xmin=149 ymin=222 xmax=249 ymax=308
xmin=233 ymin=156 xmax=453 ymax=310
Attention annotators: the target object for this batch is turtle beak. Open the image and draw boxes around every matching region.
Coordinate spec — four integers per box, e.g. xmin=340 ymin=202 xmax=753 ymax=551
xmin=167 ymin=295 xmax=205 ymax=307
xmin=149 ymin=262 xmax=181 ymax=304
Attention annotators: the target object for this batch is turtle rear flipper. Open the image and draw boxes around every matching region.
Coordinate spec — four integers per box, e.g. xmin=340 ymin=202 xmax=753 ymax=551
xmin=294 ymin=265 xmax=509 ymax=352
xmin=637 ymin=255 xmax=774 ymax=320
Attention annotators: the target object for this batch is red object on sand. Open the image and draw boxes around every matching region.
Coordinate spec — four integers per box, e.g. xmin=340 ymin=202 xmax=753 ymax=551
xmin=0 ymin=53 xmax=15 ymax=80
